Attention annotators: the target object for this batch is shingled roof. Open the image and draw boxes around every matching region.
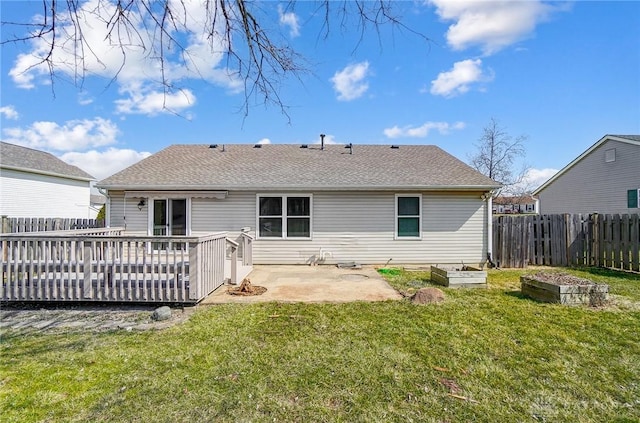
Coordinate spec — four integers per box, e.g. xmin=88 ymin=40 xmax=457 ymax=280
xmin=98 ymin=144 xmax=499 ymax=191
xmin=0 ymin=142 xmax=94 ymax=180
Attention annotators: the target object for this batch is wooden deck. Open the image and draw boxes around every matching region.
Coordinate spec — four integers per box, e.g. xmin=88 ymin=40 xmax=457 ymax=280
xmin=1 ymin=228 xmax=253 ymax=304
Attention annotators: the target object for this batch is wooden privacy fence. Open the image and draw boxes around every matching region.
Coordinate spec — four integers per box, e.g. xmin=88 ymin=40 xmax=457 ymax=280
xmin=493 ymin=213 xmax=640 ymax=271
xmin=1 ymin=217 xmax=104 ymax=233
xmin=1 ymin=228 xmax=236 ymax=303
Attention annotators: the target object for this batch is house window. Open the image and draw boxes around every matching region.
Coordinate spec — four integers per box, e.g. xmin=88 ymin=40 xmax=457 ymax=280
xmin=605 ymin=148 xmax=616 ymax=163
xmin=258 ymin=195 xmax=311 ymax=238
xmin=628 ymin=189 xmax=640 ymax=209
xmin=396 ymin=194 xmax=422 ymax=239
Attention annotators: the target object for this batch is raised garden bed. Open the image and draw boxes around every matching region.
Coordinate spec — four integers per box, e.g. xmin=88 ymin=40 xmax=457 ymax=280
xmin=521 ymin=272 xmax=608 ymax=306
xmin=430 ymin=265 xmax=487 ymax=288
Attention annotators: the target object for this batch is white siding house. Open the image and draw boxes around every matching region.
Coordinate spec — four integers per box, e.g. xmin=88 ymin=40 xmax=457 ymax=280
xmin=0 ymin=142 xmax=95 ymax=218
xmin=534 ymin=135 xmax=640 ymax=215
xmin=98 ymin=144 xmax=500 ymax=266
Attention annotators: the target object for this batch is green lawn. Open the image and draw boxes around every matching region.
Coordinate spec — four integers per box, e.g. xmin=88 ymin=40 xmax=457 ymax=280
xmin=1 ymin=267 xmax=639 ymax=422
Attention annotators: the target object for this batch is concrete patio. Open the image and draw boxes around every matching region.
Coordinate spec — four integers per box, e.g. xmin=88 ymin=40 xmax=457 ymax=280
xmin=201 ymin=265 xmax=403 ymax=304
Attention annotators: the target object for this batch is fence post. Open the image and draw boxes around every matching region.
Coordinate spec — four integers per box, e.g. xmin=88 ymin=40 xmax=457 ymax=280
xmin=590 ymin=214 xmax=598 ymax=267
xmin=1 ymin=216 xmax=9 ymax=234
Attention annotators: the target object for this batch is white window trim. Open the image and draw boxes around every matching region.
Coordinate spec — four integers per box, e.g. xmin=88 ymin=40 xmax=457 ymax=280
xmin=395 ymin=194 xmax=422 ymax=240
xmin=256 ymin=194 xmax=313 ymax=240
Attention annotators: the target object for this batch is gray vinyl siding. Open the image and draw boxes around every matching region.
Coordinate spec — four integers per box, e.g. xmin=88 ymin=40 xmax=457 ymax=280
xmin=193 ymin=191 xmax=487 ymax=265
xmin=107 ymin=191 xmax=147 ymax=234
xmin=109 ymin=192 xmax=126 ymax=227
xmin=538 ymin=140 xmax=640 ymax=214
xmin=108 ymin=190 xmax=488 ymax=265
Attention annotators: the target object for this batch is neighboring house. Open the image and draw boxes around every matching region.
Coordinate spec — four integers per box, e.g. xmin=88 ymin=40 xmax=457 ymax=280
xmin=97 ymin=143 xmax=500 ymax=265
xmin=534 ymin=135 xmax=640 ymax=215
xmin=0 ymin=142 xmax=95 ymax=218
xmin=492 ymin=195 xmax=539 ymax=214
xmin=90 ymin=193 xmax=107 ymax=216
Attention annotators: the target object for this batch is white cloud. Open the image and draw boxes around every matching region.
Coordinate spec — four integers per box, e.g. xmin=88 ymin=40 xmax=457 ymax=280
xmin=0 ymin=106 xmax=19 ymax=120
xmin=257 ymin=138 xmax=271 ymax=145
xmin=384 ymin=121 xmax=465 ymax=139
xmin=522 ymin=167 xmax=559 ymax=191
xmin=430 ymin=59 xmax=492 ymax=98
xmin=2 ymin=117 xmax=119 ymax=151
xmin=115 ymin=89 xmax=196 ymax=116
xmin=8 ymin=0 xmax=240 ymax=114
xmin=60 ymin=148 xmax=152 ymax=180
xmin=330 ymin=62 xmax=371 ymax=101
xmin=429 ymin=0 xmax=558 ymax=55
xmin=278 ymin=5 xmax=300 ymax=38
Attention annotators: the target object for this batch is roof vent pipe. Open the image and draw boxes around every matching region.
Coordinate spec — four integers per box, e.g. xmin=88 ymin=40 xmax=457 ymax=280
xmin=344 ymin=142 xmax=353 ymax=154
xmin=320 ymin=133 xmax=325 ymax=150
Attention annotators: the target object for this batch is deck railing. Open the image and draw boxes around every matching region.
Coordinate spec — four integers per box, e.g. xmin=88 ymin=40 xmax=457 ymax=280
xmin=1 ymin=229 xmax=236 ymax=303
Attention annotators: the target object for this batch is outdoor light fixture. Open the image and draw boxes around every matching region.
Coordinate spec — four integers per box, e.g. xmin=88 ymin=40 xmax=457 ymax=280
xmin=137 ymin=199 xmax=146 ymax=211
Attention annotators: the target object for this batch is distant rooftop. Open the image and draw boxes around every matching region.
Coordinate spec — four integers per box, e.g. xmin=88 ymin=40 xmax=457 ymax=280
xmin=98 ymin=144 xmax=500 ymax=191
xmin=0 ymin=142 xmax=94 ymax=180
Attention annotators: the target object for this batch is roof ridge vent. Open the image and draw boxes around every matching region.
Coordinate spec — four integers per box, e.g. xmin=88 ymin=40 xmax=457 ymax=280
xmin=254 ymin=144 xmax=262 ymax=148
xmin=300 ymin=144 xmax=308 ymax=148
xmin=390 ymin=145 xmax=399 ymax=149
xmin=209 ymin=144 xmax=218 ymax=149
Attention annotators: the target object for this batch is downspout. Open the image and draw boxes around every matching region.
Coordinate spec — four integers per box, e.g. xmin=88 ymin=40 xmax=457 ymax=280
xmin=97 ymin=187 xmax=111 ymax=228
xmin=485 ymin=192 xmax=496 ymax=268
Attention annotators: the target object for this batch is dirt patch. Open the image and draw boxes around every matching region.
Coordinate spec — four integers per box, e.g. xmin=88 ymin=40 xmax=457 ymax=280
xmin=227 ymin=278 xmax=267 ymax=296
xmin=529 ymin=272 xmax=595 ymax=286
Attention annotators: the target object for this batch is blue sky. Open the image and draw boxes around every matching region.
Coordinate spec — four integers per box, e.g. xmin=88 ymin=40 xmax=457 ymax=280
xmin=1 ymin=1 xmax=639 ymax=190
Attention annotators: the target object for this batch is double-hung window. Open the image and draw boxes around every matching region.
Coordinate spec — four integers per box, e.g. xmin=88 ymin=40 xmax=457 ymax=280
xmin=258 ymin=195 xmax=312 ymax=238
xmin=396 ymin=194 xmax=422 ymax=239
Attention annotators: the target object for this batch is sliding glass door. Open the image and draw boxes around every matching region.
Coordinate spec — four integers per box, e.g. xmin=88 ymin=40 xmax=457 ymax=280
xmin=151 ymin=199 xmax=188 ymax=249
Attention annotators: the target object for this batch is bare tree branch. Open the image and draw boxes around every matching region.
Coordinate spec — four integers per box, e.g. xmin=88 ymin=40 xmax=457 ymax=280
xmin=1 ymin=0 xmax=429 ymax=119
xmin=469 ymin=118 xmax=530 ymax=197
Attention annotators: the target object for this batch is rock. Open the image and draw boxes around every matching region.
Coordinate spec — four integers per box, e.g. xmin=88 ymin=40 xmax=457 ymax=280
xmin=412 ymin=287 xmax=445 ymax=305
xmin=151 ymin=306 xmax=172 ymax=321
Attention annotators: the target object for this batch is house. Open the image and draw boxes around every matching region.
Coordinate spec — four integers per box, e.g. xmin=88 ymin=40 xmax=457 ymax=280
xmin=97 ymin=143 xmax=500 ymax=265
xmin=534 ymin=135 xmax=640 ymax=215
xmin=492 ymin=195 xmax=539 ymax=214
xmin=0 ymin=142 xmax=95 ymax=218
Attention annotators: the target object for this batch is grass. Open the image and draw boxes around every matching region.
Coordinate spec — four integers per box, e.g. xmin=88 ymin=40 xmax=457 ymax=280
xmin=1 ymin=267 xmax=639 ymax=422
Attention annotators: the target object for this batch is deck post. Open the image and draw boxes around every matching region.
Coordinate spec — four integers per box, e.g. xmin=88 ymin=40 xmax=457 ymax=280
xmin=230 ymin=243 xmax=238 ymax=285
xmin=188 ymin=242 xmax=199 ymax=300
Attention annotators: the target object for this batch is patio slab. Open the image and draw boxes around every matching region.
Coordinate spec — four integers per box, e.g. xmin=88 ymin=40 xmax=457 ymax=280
xmin=200 ymin=265 xmax=403 ymax=304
